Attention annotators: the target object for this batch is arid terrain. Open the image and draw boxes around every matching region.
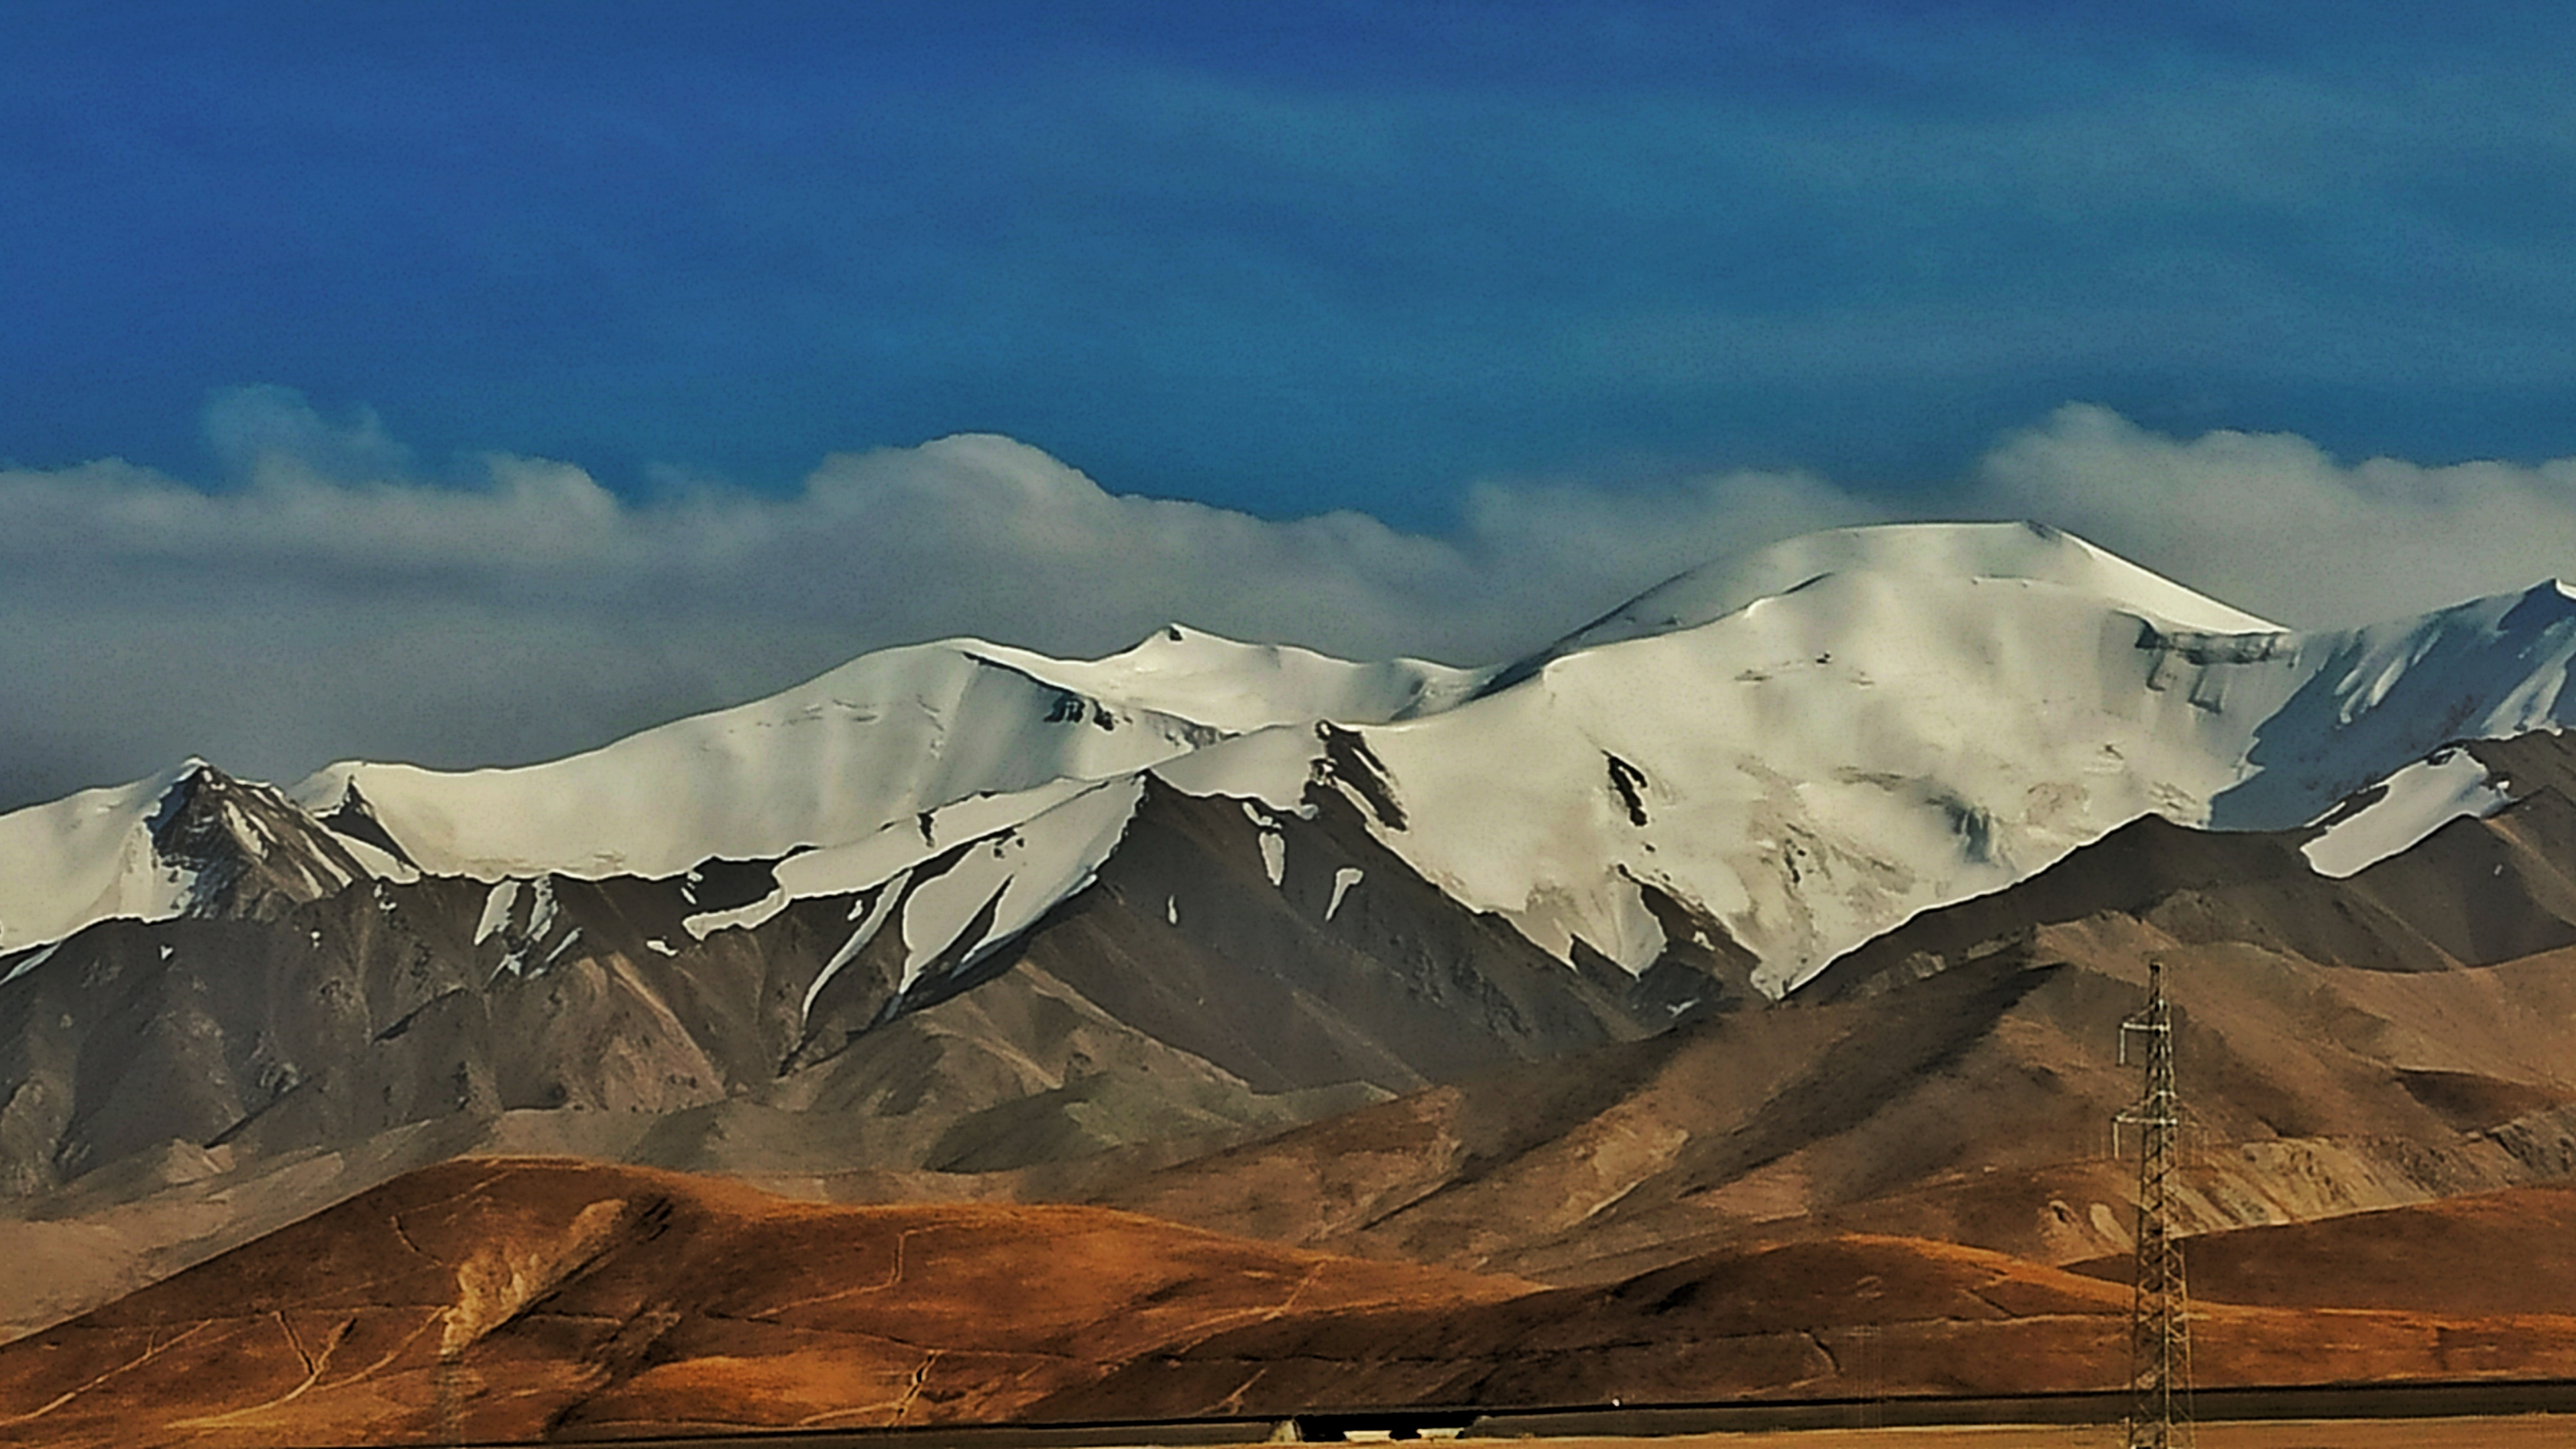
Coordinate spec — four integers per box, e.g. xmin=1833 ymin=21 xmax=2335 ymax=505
xmin=6 ymin=1157 xmax=2576 ymax=1447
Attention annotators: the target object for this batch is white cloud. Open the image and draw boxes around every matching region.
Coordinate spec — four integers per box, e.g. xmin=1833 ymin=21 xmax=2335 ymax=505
xmin=1969 ymin=405 xmax=2576 ymax=627
xmin=5 ymin=390 xmax=2575 ymax=811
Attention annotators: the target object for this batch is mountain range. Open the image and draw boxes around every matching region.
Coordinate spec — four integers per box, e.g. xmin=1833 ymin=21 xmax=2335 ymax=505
xmin=5 ymin=520 xmax=2576 ymax=1444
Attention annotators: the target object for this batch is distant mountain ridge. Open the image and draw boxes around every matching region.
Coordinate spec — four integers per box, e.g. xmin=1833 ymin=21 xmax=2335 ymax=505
xmin=7 ymin=520 xmax=2576 ymax=1352
xmin=9 ymin=523 xmax=2573 ymax=992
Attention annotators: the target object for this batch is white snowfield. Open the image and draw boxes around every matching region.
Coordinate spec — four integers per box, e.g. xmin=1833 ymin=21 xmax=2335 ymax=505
xmin=0 ymin=763 xmax=207 ymax=959
xmin=1516 ymin=520 xmax=2278 ymax=669
xmin=2299 ymin=747 xmax=2513 ymax=879
xmin=3 ymin=523 xmax=2573 ymax=1002
xmin=288 ymin=631 xmax=1472 ymax=883
xmin=1347 ymin=527 xmax=2576 ymax=993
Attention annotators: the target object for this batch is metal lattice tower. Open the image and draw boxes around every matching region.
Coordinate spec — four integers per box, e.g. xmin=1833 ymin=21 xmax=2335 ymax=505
xmin=2114 ymin=959 xmax=2193 ymax=1449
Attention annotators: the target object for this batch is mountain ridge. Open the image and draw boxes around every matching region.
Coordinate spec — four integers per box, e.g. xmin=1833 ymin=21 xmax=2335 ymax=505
xmin=10 ymin=523 xmax=2575 ymax=996
xmin=11 ymin=523 xmax=2576 ymax=1440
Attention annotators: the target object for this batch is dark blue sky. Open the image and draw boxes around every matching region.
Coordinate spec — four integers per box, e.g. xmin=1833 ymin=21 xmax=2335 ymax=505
xmin=7 ymin=1 xmax=2573 ymax=529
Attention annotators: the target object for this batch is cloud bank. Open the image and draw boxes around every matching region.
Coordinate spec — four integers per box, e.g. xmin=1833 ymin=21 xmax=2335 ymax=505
xmin=6 ymin=389 xmax=2575 ymax=810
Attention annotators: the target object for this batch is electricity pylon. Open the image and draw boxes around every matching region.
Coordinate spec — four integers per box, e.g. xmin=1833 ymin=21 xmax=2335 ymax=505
xmin=2114 ymin=958 xmax=2193 ymax=1449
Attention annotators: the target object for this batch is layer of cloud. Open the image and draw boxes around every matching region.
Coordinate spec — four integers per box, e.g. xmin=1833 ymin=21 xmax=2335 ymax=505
xmin=1975 ymin=405 xmax=2576 ymax=628
xmin=6 ymin=390 xmax=2575 ymax=810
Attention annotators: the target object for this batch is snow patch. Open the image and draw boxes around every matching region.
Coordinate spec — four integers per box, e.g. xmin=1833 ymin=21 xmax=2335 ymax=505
xmin=769 ymin=777 xmax=1096 ymax=905
xmin=1326 ymin=867 xmax=1363 ymax=922
xmin=1245 ymin=797 xmax=1288 ymax=883
xmin=683 ymin=884 xmax=789 ymax=940
xmin=473 ymin=881 xmax=519 ymax=947
xmin=2303 ymin=749 xmax=2512 ymax=877
xmin=887 ymin=778 xmax=1142 ymax=998
xmin=800 ymin=869 xmax=911 ymax=1020
xmin=1152 ymin=725 xmax=1325 ymax=812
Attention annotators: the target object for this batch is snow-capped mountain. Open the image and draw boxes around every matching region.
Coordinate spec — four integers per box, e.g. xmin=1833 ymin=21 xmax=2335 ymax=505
xmin=6 ymin=521 xmax=2575 ymax=1000
xmin=289 ymin=628 xmax=1484 ymax=884
xmin=10 ymin=518 xmax=2576 ymax=1340
xmin=0 ymin=632 xmax=1477 ymax=956
xmin=1337 ymin=526 xmax=2576 ymax=992
xmin=0 ymin=760 xmax=393 ymax=964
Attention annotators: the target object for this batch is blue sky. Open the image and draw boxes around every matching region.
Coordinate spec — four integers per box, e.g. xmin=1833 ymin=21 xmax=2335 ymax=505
xmin=8 ymin=1 xmax=2573 ymax=517
xmin=4 ymin=2 xmax=2576 ymax=804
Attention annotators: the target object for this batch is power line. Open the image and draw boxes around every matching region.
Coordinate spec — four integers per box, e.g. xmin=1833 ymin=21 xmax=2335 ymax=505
xmin=2115 ymin=958 xmax=2194 ymax=1449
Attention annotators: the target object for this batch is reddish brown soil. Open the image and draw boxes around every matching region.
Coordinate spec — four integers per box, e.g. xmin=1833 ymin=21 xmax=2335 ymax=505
xmin=0 ymin=1157 xmax=1520 ymax=1448
xmin=2066 ymin=1181 xmax=2576 ymax=1313
xmin=1038 ymin=1228 xmax=2576 ymax=1424
xmin=10 ymin=1158 xmax=2576 ymax=1448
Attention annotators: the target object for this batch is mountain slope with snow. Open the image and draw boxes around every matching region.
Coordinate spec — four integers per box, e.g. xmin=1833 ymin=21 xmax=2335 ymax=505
xmin=0 ymin=630 xmax=1477 ymax=955
xmin=1492 ymin=520 xmax=2279 ymax=688
xmin=5 ymin=521 xmax=2573 ymax=1002
xmin=289 ymin=632 xmax=1476 ymax=883
xmin=1333 ymin=527 xmax=2576 ymax=994
xmin=0 ymin=761 xmax=397 ymax=957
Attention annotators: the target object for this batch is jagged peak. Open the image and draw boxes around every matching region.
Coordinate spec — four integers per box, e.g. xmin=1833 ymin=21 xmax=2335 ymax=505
xmin=317 ymin=776 xmax=421 ymax=873
xmin=146 ymin=759 xmax=253 ymax=843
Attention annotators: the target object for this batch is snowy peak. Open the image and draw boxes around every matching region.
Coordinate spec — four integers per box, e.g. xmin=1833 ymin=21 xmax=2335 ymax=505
xmin=2207 ymin=578 xmax=2576 ymax=830
xmin=1343 ymin=539 xmax=2576 ymax=997
xmin=143 ymin=761 xmax=376 ymax=922
xmin=279 ymin=625 xmax=1489 ymax=887
xmin=1498 ymin=522 xmax=2280 ymax=689
xmin=284 ymin=640 xmax=1221 ymax=881
xmin=0 ymin=759 xmax=380 ymax=956
xmin=10 ymin=521 xmax=2576 ymax=1008
xmin=314 ymin=779 xmax=421 ymax=873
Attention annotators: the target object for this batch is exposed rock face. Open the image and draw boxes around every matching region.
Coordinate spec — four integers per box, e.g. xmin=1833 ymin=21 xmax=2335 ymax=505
xmin=0 ymin=774 xmax=1716 ymax=1257
xmin=144 ymin=763 xmax=379 ymax=923
xmin=1798 ymin=733 xmax=2576 ymax=1007
xmin=1095 ymin=751 xmax=2576 ymax=1287
xmin=1002 ymin=782 xmax=1709 ymax=1098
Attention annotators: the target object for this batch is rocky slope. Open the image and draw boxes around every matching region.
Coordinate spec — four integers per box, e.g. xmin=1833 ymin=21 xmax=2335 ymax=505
xmin=0 ymin=763 xmax=1701 ymax=1338
xmin=0 ymin=766 xmax=1696 ymax=1186
xmin=1095 ymin=735 xmax=2576 ymax=1285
